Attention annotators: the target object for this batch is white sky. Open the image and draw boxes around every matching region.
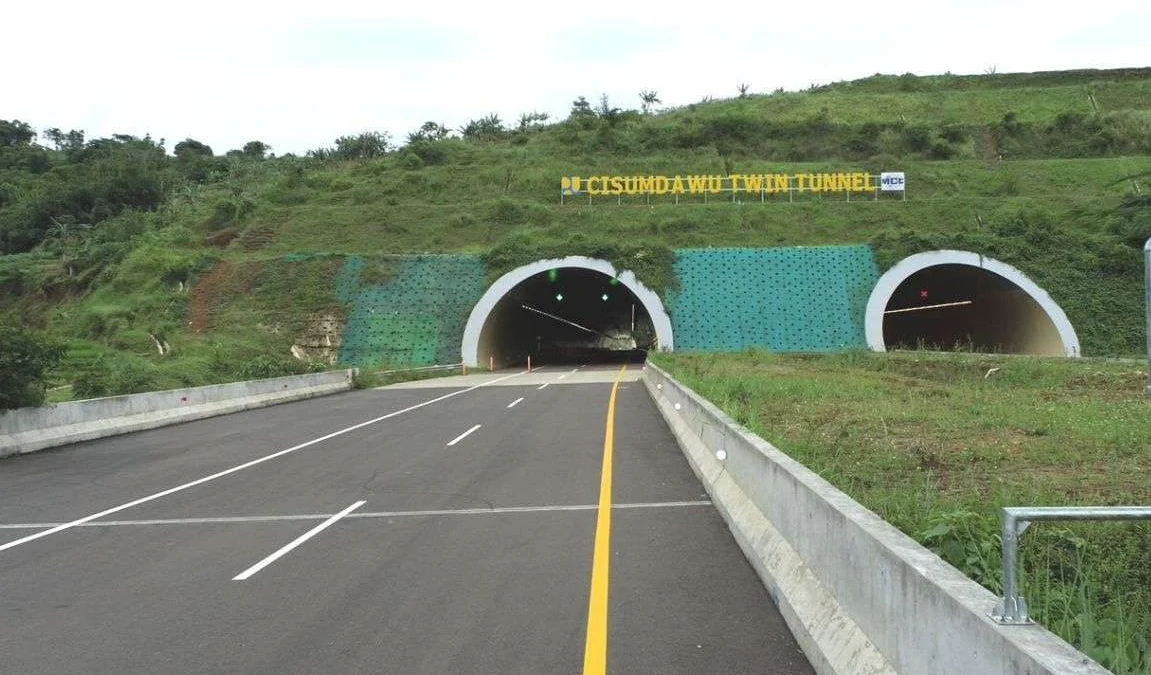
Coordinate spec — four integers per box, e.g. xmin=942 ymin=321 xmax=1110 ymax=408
xmin=3 ymin=0 xmax=1148 ymax=155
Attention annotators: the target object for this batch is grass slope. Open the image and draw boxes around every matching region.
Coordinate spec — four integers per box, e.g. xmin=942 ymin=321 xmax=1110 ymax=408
xmin=653 ymin=350 xmax=1150 ymax=674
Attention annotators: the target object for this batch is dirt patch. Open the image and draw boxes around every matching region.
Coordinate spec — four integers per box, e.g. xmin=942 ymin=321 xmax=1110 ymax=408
xmin=204 ymin=228 xmax=239 ymax=248
xmin=186 ymin=262 xmax=262 ymax=332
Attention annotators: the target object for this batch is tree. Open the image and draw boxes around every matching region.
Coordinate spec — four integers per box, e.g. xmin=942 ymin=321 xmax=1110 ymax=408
xmin=569 ymin=96 xmax=594 ymax=119
xmin=241 ymin=140 xmax=270 ymax=159
xmin=0 ymin=120 xmax=35 ymax=147
xmin=639 ymin=90 xmax=661 ymax=114
xmin=459 ymin=114 xmax=505 ymax=141
xmin=596 ymin=94 xmax=623 ymax=125
xmin=737 ymin=83 xmax=751 ymax=99
xmin=0 ymin=327 xmax=65 ymax=410
xmin=332 ymin=131 xmax=390 ymax=160
xmin=174 ymin=138 xmax=214 ymax=161
xmin=516 ymin=111 xmax=550 ymax=131
xmin=43 ymin=128 xmax=85 ymax=156
xmin=406 ymin=121 xmax=450 ymax=144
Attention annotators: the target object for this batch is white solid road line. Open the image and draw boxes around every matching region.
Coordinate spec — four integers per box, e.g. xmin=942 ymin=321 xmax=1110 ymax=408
xmin=537 ymin=383 xmax=549 ymax=390
xmin=0 ymin=369 xmax=531 ymax=555
xmin=0 ymin=501 xmax=715 ymax=530
xmin=233 ymin=500 xmax=365 ymax=581
xmin=507 ymin=397 xmax=524 ymax=409
xmin=447 ymin=424 xmax=482 ymax=447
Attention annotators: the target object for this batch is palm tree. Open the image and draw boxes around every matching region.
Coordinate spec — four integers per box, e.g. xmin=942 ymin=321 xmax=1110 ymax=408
xmin=639 ymin=90 xmax=661 ymax=115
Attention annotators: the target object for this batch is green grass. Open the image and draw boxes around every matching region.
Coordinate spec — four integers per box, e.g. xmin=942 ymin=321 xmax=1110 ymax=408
xmin=675 ymin=81 xmax=1151 ymax=125
xmin=652 ymin=349 xmax=1151 ymax=674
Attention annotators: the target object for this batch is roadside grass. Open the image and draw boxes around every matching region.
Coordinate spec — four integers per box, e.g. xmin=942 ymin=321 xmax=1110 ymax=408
xmin=651 ymin=349 xmax=1151 ymax=674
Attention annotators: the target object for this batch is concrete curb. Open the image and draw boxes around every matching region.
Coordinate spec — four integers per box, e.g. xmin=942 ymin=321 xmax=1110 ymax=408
xmin=0 ymin=370 xmax=354 ymax=458
xmin=642 ymin=362 xmax=1107 ymax=675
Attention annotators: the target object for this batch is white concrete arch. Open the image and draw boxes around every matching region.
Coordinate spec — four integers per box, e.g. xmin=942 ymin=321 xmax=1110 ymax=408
xmin=462 ymin=256 xmax=674 ymax=367
xmin=865 ymin=250 xmax=1080 ymax=357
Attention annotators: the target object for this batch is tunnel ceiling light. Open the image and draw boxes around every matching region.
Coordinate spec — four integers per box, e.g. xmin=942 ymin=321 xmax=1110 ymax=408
xmin=601 ymin=293 xmax=609 ymax=301
xmin=884 ymin=300 xmax=973 ymax=315
xmin=555 ymin=293 xmax=564 ymax=301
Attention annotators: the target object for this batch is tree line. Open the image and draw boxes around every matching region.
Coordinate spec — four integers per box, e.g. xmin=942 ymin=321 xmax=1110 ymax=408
xmin=0 ymin=120 xmax=276 ymax=255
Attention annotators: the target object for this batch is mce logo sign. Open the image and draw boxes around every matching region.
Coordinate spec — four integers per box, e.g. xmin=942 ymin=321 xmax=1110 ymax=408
xmin=880 ymin=172 xmax=906 ymax=191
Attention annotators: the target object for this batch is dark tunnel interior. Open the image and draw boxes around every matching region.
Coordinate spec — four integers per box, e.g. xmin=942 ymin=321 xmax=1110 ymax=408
xmin=882 ymin=264 xmax=1065 ymax=355
xmin=477 ymin=268 xmax=655 ymax=366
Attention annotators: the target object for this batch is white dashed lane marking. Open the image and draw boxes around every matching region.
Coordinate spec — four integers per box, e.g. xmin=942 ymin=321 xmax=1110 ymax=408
xmin=447 ymin=424 xmax=482 ymax=447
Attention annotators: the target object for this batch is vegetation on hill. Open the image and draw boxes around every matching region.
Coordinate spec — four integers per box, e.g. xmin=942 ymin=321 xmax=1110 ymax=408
xmin=1 ymin=68 xmax=1149 ymax=397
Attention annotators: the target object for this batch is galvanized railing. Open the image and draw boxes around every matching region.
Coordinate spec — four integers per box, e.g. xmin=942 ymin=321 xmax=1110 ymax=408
xmin=369 ymin=363 xmax=465 ymax=376
xmin=991 ymin=506 xmax=1151 ymax=624
xmin=1144 ymin=237 xmax=1150 ymax=399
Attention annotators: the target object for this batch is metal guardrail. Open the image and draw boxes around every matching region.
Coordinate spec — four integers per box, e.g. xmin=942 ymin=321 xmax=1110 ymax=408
xmin=991 ymin=506 xmax=1151 ymax=624
xmin=369 ymin=363 xmax=465 ymax=376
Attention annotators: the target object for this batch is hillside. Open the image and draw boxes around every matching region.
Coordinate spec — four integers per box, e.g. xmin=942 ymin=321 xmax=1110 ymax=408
xmin=2 ymin=68 xmax=1150 ymax=398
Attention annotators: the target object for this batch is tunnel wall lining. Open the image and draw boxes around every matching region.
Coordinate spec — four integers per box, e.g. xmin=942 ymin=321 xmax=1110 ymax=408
xmin=461 ymin=256 xmax=675 ymax=367
xmin=864 ymin=250 xmax=1081 ymax=357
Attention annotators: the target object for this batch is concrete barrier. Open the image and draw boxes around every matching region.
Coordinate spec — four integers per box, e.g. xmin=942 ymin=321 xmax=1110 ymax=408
xmin=0 ymin=370 xmax=354 ymax=458
xmin=643 ymin=362 xmax=1107 ymax=675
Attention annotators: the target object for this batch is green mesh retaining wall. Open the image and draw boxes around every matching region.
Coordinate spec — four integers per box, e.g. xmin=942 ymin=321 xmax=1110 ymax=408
xmin=668 ymin=246 xmax=879 ymax=352
xmin=337 ymin=255 xmax=485 ymax=368
xmin=334 ymin=247 xmax=879 ymax=366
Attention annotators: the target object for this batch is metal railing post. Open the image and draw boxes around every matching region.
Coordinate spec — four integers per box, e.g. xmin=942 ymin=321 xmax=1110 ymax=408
xmin=1145 ymin=237 xmax=1150 ymax=399
xmin=993 ymin=511 xmax=1031 ymax=623
xmin=991 ymin=506 xmax=1151 ymax=625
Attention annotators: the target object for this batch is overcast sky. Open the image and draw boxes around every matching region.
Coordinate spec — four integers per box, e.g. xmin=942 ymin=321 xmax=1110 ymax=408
xmin=3 ymin=0 xmax=1147 ymax=156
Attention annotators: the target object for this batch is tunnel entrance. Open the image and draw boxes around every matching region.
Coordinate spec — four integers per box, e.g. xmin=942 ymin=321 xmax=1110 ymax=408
xmin=481 ymin=268 xmax=651 ymax=365
xmin=462 ymin=257 xmax=675 ymax=368
xmin=865 ymin=251 xmax=1080 ymax=356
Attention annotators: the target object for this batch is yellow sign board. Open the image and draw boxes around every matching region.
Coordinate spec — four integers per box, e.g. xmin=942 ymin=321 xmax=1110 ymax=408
xmin=560 ymin=172 xmax=892 ymax=197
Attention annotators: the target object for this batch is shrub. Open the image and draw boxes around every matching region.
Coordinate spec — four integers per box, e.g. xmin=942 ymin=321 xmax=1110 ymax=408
xmin=71 ymin=368 xmax=110 ymax=399
xmin=489 ymin=198 xmax=526 ymax=225
xmin=406 ymin=140 xmax=450 ymax=166
xmin=927 ymin=140 xmax=956 ymax=160
xmin=0 ymin=328 xmax=65 ymax=410
xmin=73 ymin=359 xmax=157 ymax=398
xmin=397 ymin=152 xmax=423 ymax=171
xmin=235 ymin=355 xmax=306 ymax=380
xmin=205 ymin=198 xmax=255 ymax=230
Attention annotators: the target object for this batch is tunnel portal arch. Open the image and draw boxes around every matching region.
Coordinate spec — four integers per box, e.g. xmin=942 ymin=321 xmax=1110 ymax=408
xmin=462 ymin=256 xmax=674 ymax=367
xmin=865 ymin=250 xmax=1080 ymax=357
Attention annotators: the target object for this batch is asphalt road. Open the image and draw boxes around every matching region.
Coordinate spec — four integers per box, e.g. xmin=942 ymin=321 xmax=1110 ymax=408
xmin=0 ymin=365 xmax=814 ymax=675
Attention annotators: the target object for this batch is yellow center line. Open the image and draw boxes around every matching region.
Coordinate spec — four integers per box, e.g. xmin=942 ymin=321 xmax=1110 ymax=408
xmin=582 ymin=362 xmax=629 ymax=675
